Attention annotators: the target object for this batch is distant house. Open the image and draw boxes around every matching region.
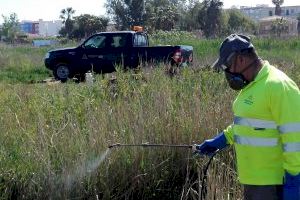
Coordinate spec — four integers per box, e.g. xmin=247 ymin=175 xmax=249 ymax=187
xmin=240 ymin=5 xmax=300 ymax=21
xmin=20 ymin=21 xmax=39 ymax=34
xmin=258 ymin=16 xmax=298 ymax=36
xmin=38 ymin=19 xmax=62 ymax=37
xmin=20 ymin=19 xmax=62 ymax=37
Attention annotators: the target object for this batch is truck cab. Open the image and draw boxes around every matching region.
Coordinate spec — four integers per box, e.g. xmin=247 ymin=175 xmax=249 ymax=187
xmin=44 ymin=28 xmax=193 ymax=82
xmin=80 ymin=31 xmax=148 ymax=73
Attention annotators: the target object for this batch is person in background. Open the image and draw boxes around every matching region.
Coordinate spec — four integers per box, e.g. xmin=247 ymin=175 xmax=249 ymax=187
xmin=194 ymin=34 xmax=300 ymax=200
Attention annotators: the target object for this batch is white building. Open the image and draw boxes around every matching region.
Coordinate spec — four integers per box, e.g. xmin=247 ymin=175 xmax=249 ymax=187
xmin=38 ymin=19 xmax=62 ymax=37
xmin=240 ymin=5 xmax=300 ymax=21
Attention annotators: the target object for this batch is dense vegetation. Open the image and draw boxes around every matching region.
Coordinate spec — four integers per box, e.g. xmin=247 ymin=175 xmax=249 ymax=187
xmin=1 ymin=0 xmax=262 ymax=42
xmin=0 ymin=35 xmax=300 ymax=199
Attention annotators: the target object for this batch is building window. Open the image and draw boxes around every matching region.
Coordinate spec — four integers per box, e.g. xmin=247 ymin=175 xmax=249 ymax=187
xmin=286 ymin=10 xmax=289 ymax=15
xmin=269 ymin=10 xmax=273 ymax=16
xmin=291 ymin=9 xmax=294 ymax=14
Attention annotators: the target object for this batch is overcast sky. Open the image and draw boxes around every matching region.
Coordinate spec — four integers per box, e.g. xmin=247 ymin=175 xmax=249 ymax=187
xmin=0 ymin=0 xmax=298 ymax=24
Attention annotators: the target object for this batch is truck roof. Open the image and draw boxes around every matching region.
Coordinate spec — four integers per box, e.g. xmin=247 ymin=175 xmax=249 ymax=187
xmin=97 ymin=31 xmax=139 ymax=35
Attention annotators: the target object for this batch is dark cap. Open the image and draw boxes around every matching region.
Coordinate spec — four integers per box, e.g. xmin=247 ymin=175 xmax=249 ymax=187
xmin=212 ymin=34 xmax=254 ymax=70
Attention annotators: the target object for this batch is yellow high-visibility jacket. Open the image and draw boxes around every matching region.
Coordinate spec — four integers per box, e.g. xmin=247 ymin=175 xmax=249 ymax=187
xmin=224 ymin=61 xmax=300 ymax=185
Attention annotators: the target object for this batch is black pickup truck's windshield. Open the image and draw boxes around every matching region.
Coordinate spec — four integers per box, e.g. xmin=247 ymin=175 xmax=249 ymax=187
xmin=84 ymin=35 xmax=106 ymax=49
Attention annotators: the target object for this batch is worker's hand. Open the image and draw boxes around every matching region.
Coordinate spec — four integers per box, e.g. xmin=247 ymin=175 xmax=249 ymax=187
xmin=193 ymin=132 xmax=228 ymax=156
xmin=283 ymin=172 xmax=300 ymax=200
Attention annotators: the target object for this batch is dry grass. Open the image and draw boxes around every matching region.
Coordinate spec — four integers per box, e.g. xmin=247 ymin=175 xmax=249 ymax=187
xmin=0 ymin=66 xmax=238 ymax=199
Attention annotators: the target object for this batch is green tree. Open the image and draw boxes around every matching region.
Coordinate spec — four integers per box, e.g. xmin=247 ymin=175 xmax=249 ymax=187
xmin=226 ymin=9 xmax=257 ymax=34
xmin=106 ymin=0 xmax=146 ymax=30
xmin=144 ymin=2 xmax=179 ymax=32
xmin=59 ymin=7 xmax=75 ymax=38
xmin=72 ymin=14 xmax=109 ymax=39
xmin=198 ymin=0 xmax=223 ymax=38
xmin=105 ymin=0 xmax=187 ymax=31
xmin=272 ymin=0 xmax=284 ymax=16
xmin=1 ymin=13 xmax=20 ymax=43
xmin=178 ymin=1 xmax=202 ymax=31
xmin=144 ymin=0 xmax=189 ymax=32
xmin=297 ymin=14 xmax=300 ymax=35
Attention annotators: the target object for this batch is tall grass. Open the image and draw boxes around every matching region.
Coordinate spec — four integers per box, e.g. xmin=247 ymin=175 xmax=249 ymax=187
xmin=0 ymin=68 xmax=236 ymax=199
xmin=0 ymin=34 xmax=299 ymax=199
xmin=0 ymin=41 xmax=78 ymax=83
xmin=0 ymin=44 xmax=50 ymax=83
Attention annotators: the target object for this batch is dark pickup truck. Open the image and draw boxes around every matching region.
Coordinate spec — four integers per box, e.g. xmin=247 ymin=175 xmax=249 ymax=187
xmin=44 ymin=30 xmax=193 ymax=81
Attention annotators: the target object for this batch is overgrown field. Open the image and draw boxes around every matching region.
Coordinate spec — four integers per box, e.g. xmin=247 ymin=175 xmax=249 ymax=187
xmin=0 ymin=35 xmax=300 ymax=199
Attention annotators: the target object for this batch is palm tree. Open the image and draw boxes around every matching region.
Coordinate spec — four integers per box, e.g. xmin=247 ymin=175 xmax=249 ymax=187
xmin=60 ymin=7 xmax=75 ymax=23
xmin=272 ymin=0 xmax=284 ymax=16
xmin=59 ymin=7 xmax=75 ymax=38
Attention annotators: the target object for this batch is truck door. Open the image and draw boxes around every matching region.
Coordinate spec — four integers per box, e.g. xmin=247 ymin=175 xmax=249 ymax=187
xmin=81 ymin=34 xmax=110 ymax=73
xmin=81 ymin=33 xmax=130 ymax=73
xmin=101 ymin=33 xmax=130 ymax=72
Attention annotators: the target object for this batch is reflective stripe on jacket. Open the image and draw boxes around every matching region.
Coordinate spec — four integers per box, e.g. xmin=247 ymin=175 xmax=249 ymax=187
xmin=224 ymin=61 xmax=300 ymax=185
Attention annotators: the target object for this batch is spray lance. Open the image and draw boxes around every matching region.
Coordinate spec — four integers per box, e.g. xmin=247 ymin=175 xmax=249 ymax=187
xmin=108 ymin=142 xmax=220 ymax=200
xmin=108 ymin=143 xmax=193 ymax=149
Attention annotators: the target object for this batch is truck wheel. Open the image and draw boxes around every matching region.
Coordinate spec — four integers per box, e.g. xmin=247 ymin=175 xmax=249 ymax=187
xmin=53 ymin=63 xmax=71 ymax=82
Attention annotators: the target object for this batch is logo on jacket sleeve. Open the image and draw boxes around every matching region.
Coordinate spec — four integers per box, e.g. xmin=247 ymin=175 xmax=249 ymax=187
xmin=244 ymin=95 xmax=254 ymax=105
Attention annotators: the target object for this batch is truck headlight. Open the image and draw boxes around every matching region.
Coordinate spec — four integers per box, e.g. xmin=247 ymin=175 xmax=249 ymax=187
xmin=44 ymin=52 xmax=50 ymax=59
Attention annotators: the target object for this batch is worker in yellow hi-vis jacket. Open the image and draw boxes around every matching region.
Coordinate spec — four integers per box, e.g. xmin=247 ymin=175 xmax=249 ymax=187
xmin=194 ymin=34 xmax=300 ymax=200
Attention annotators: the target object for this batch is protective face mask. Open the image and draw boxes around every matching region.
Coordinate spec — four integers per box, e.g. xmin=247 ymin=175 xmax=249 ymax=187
xmin=225 ymin=69 xmax=249 ymax=90
xmin=224 ymin=57 xmax=259 ymax=90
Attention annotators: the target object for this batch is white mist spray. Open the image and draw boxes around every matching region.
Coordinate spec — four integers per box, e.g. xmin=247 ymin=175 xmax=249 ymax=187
xmin=64 ymin=148 xmax=111 ymax=191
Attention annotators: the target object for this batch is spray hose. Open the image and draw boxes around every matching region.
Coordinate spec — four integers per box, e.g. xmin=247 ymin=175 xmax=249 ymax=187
xmin=200 ymin=149 xmax=219 ymax=200
xmin=108 ymin=142 xmax=221 ymax=200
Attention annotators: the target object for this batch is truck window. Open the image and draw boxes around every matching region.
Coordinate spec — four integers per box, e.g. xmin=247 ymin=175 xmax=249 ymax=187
xmin=134 ymin=34 xmax=147 ymax=47
xmin=110 ymin=35 xmax=127 ymax=48
xmin=84 ymin=35 xmax=106 ymax=49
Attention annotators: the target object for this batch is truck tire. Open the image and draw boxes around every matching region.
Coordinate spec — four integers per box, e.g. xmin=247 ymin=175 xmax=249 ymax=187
xmin=53 ymin=63 xmax=72 ymax=82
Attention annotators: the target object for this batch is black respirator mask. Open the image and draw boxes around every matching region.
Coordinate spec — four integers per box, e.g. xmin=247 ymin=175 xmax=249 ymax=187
xmin=224 ymin=58 xmax=258 ymax=91
xmin=224 ymin=70 xmax=249 ymax=90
